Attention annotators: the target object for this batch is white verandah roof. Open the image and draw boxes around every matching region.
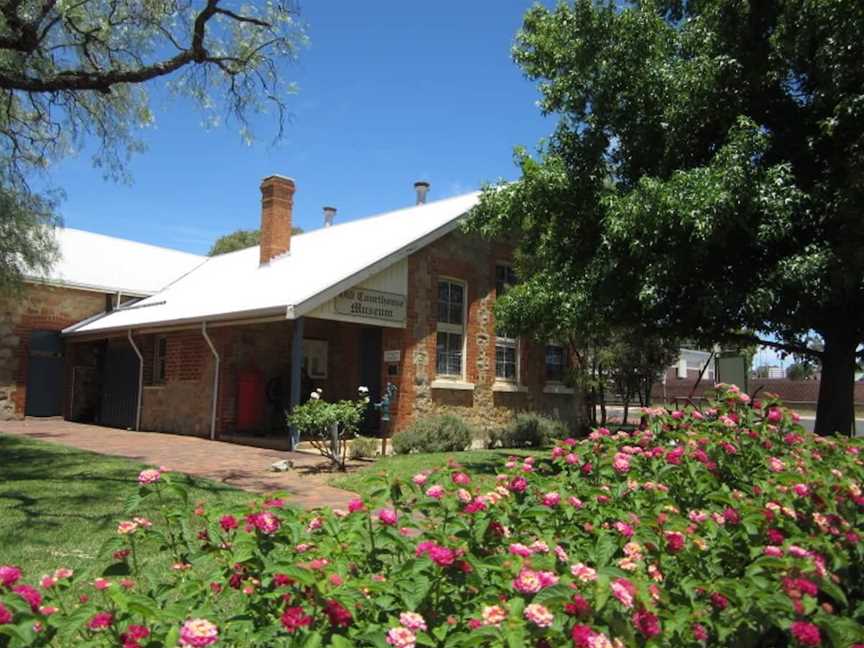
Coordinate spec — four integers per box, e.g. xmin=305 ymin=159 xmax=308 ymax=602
xmin=64 ymin=191 xmax=480 ymax=337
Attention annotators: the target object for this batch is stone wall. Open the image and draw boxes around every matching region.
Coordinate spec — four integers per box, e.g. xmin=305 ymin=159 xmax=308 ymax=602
xmin=386 ymin=230 xmax=584 ymax=436
xmin=0 ymin=283 xmax=106 ymax=420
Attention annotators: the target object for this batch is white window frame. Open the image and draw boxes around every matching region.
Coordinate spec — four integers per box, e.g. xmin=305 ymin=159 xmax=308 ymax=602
xmin=494 ymin=262 xmax=520 ymax=383
xmin=436 ymin=277 xmax=467 ymax=380
xmin=153 ymin=335 xmax=167 ymax=384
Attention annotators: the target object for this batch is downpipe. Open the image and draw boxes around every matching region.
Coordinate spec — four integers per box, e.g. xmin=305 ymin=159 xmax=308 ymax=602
xmin=202 ymin=322 xmax=220 ymax=441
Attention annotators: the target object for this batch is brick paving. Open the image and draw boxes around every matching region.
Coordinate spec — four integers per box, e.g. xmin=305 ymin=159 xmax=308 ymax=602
xmin=0 ymin=419 xmax=358 ymax=510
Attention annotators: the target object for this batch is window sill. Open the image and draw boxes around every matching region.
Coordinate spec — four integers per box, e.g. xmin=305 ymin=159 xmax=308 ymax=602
xmin=143 ymin=385 xmax=166 ymax=390
xmin=431 ymin=379 xmax=475 ymax=391
xmin=543 ymin=383 xmax=574 ymax=395
xmin=492 ymin=382 xmax=527 ymax=393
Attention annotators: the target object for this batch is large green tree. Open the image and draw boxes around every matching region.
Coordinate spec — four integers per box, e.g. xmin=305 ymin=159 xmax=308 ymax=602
xmin=469 ymin=0 xmax=864 ymax=436
xmin=0 ymin=0 xmax=305 ymax=292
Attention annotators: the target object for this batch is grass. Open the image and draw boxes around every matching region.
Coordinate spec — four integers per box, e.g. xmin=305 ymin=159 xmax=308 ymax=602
xmin=329 ymin=448 xmax=534 ymax=499
xmin=0 ymin=434 xmax=249 ymax=576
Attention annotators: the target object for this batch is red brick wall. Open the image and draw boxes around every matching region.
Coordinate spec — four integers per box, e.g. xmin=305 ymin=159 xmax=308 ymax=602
xmin=0 ymin=283 xmax=107 ymax=420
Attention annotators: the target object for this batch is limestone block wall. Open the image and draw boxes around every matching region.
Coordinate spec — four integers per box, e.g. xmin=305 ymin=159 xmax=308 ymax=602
xmin=0 ymin=283 xmax=106 ymax=420
xmin=387 ymin=230 xmax=585 ymax=437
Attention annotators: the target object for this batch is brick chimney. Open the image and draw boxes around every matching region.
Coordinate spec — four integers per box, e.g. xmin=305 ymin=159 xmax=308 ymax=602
xmin=259 ymin=175 xmax=296 ymax=265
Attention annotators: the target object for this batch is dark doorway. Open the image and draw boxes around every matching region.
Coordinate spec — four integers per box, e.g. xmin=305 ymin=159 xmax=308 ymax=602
xmin=359 ymin=327 xmax=382 ymax=434
xmin=100 ymin=345 xmax=140 ymax=429
xmin=25 ymin=331 xmax=64 ymax=417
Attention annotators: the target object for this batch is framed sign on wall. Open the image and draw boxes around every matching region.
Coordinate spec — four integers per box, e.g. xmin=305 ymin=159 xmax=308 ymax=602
xmin=303 ymin=339 xmax=328 ymax=380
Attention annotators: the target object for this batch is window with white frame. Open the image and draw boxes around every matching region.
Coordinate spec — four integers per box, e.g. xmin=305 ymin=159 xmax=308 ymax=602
xmin=436 ymin=279 xmax=465 ymax=377
xmin=153 ymin=336 xmax=167 ymax=384
xmin=495 ymin=263 xmax=519 ymax=381
xmin=545 ymin=344 xmax=567 ymax=382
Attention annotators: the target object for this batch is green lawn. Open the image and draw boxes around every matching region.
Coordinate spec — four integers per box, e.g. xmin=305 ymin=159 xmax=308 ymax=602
xmin=329 ymin=449 xmax=533 ymax=499
xmin=0 ymin=434 xmax=249 ymax=576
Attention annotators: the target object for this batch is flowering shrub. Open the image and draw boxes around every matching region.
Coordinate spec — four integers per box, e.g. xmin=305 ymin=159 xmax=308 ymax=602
xmin=286 ymin=387 xmax=370 ymax=470
xmin=1 ymin=386 xmax=863 ymax=647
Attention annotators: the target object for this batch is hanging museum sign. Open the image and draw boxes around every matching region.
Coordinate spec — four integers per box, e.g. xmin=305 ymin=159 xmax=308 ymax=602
xmin=335 ymin=287 xmax=407 ymax=325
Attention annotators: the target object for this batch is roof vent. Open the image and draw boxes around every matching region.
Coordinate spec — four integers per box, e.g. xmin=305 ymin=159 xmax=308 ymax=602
xmin=414 ymin=181 xmax=430 ymax=205
xmin=323 ymin=206 xmax=336 ymax=227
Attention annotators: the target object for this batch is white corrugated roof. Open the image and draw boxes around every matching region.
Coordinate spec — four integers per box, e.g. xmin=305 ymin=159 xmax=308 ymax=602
xmin=66 ymin=191 xmax=480 ymax=336
xmin=28 ymin=228 xmax=205 ymax=296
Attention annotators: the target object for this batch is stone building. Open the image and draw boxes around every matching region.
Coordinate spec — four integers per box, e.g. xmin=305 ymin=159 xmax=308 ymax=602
xmin=0 ymin=230 xmax=202 ymax=420
xmin=16 ymin=177 xmax=582 ymax=446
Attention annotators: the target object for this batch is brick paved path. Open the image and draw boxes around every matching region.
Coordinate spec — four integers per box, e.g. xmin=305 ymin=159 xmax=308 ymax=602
xmin=0 ymin=419 xmax=358 ymax=510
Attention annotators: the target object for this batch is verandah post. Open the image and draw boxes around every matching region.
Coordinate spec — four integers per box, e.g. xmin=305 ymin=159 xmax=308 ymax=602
xmin=289 ymin=316 xmax=304 ymax=450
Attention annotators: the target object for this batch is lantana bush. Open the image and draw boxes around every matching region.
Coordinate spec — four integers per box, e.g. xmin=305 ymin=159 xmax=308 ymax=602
xmin=1 ymin=385 xmax=862 ymax=647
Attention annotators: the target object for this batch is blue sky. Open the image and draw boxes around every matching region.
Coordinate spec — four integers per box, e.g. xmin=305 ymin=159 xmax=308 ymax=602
xmin=44 ymin=1 xmax=553 ymax=254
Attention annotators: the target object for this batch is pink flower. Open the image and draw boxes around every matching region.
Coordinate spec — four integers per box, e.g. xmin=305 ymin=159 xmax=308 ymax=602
xmin=523 ymin=603 xmax=554 ymax=628
xmin=0 ymin=565 xmax=21 ymax=588
xmin=13 ymin=585 xmax=41 ymax=611
xmin=323 ymin=600 xmax=352 ymax=628
xmin=569 ymin=496 xmax=584 ymax=509
xmin=692 ymin=623 xmax=708 ymax=642
xmin=763 ymin=546 xmax=784 ymax=557
xmin=612 ymin=452 xmax=631 ymax=473
xmin=508 ymin=477 xmax=528 ymax=493
xmin=348 ymin=499 xmax=365 ymax=513
xmin=452 ymin=471 xmax=471 ymax=485
xmin=87 ymin=611 xmax=113 ymax=630
xmin=664 ymin=531 xmax=685 ymax=553
xmin=710 ymin=592 xmax=729 ymax=610
xmin=481 ymin=605 xmax=507 ymax=627
xmin=281 ymin=606 xmax=312 ymax=633
xmin=219 ymin=515 xmax=238 ymax=532
xmin=93 ymin=578 xmax=111 ymax=590
xmin=117 ymin=520 xmax=139 ymax=535
xmin=399 ymin=612 xmax=427 ymax=631
xmin=566 ymin=453 xmax=579 ymax=465
xmin=0 ymin=603 xmax=12 ymax=625
xmin=412 ymin=473 xmax=428 ymax=486
xmin=792 ymin=484 xmax=810 ymax=497
xmin=632 ymin=609 xmax=661 ymax=637
xmin=512 ymin=568 xmax=542 ymax=594
xmin=40 ymin=575 xmax=56 ymax=589
xmin=614 ymin=521 xmax=634 ymax=538
xmin=179 ymin=619 xmax=219 ymax=647
xmin=137 ymin=469 xmax=161 ymax=485
xmin=245 ymin=511 xmax=280 ymax=535
xmin=790 ymin=621 xmax=821 ymax=646
xmin=378 ymin=509 xmax=398 ymax=526
xmin=541 ymin=491 xmax=561 ymax=507
xmin=53 ymin=568 xmax=73 ymax=580
xmin=508 ymin=543 xmax=533 ymax=557
xmin=570 ymin=563 xmax=597 ymax=582
xmin=768 ymin=457 xmax=786 ymax=472
xmin=666 ymin=446 xmax=685 ymax=465
xmin=386 ymin=626 xmax=417 ymax=648
xmin=425 ymin=485 xmax=444 ymax=499
xmin=611 ymin=578 xmax=636 ymax=608
xmin=766 ymin=408 xmax=783 ymax=423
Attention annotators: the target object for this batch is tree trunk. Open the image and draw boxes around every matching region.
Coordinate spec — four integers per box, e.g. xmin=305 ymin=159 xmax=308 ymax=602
xmin=622 ymin=399 xmax=630 ymax=425
xmin=814 ymin=333 xmax=857 ymax=436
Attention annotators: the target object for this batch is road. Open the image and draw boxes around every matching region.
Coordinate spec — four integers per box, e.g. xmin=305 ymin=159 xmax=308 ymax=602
xmin=600 ymin=406 xmax=864 ymax=437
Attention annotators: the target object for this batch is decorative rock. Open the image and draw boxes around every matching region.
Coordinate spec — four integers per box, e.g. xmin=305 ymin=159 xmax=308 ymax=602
xmin=271 ymin=459 xmax=294 ymax=472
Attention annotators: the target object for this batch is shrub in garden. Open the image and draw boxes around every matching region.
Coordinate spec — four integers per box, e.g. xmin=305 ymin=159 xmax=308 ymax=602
xmin=285 ymin=387 xmax=369 ymax=470
xmin=488 ymin=412 xmax=570 ymax=448
xmin=1 ymin=385 xmax=863 ymax=646
xmin=391 ymin=414 xmax=474 ymax=454
xmin=349 ymin=436 xmax=381 ymax=460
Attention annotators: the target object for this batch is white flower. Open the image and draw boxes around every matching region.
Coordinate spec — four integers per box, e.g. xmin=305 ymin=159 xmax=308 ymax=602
xmin=358 ymin=386 xmax=369 ymax=394
xmin=310 ymin=392 xmax=321 ymax=400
